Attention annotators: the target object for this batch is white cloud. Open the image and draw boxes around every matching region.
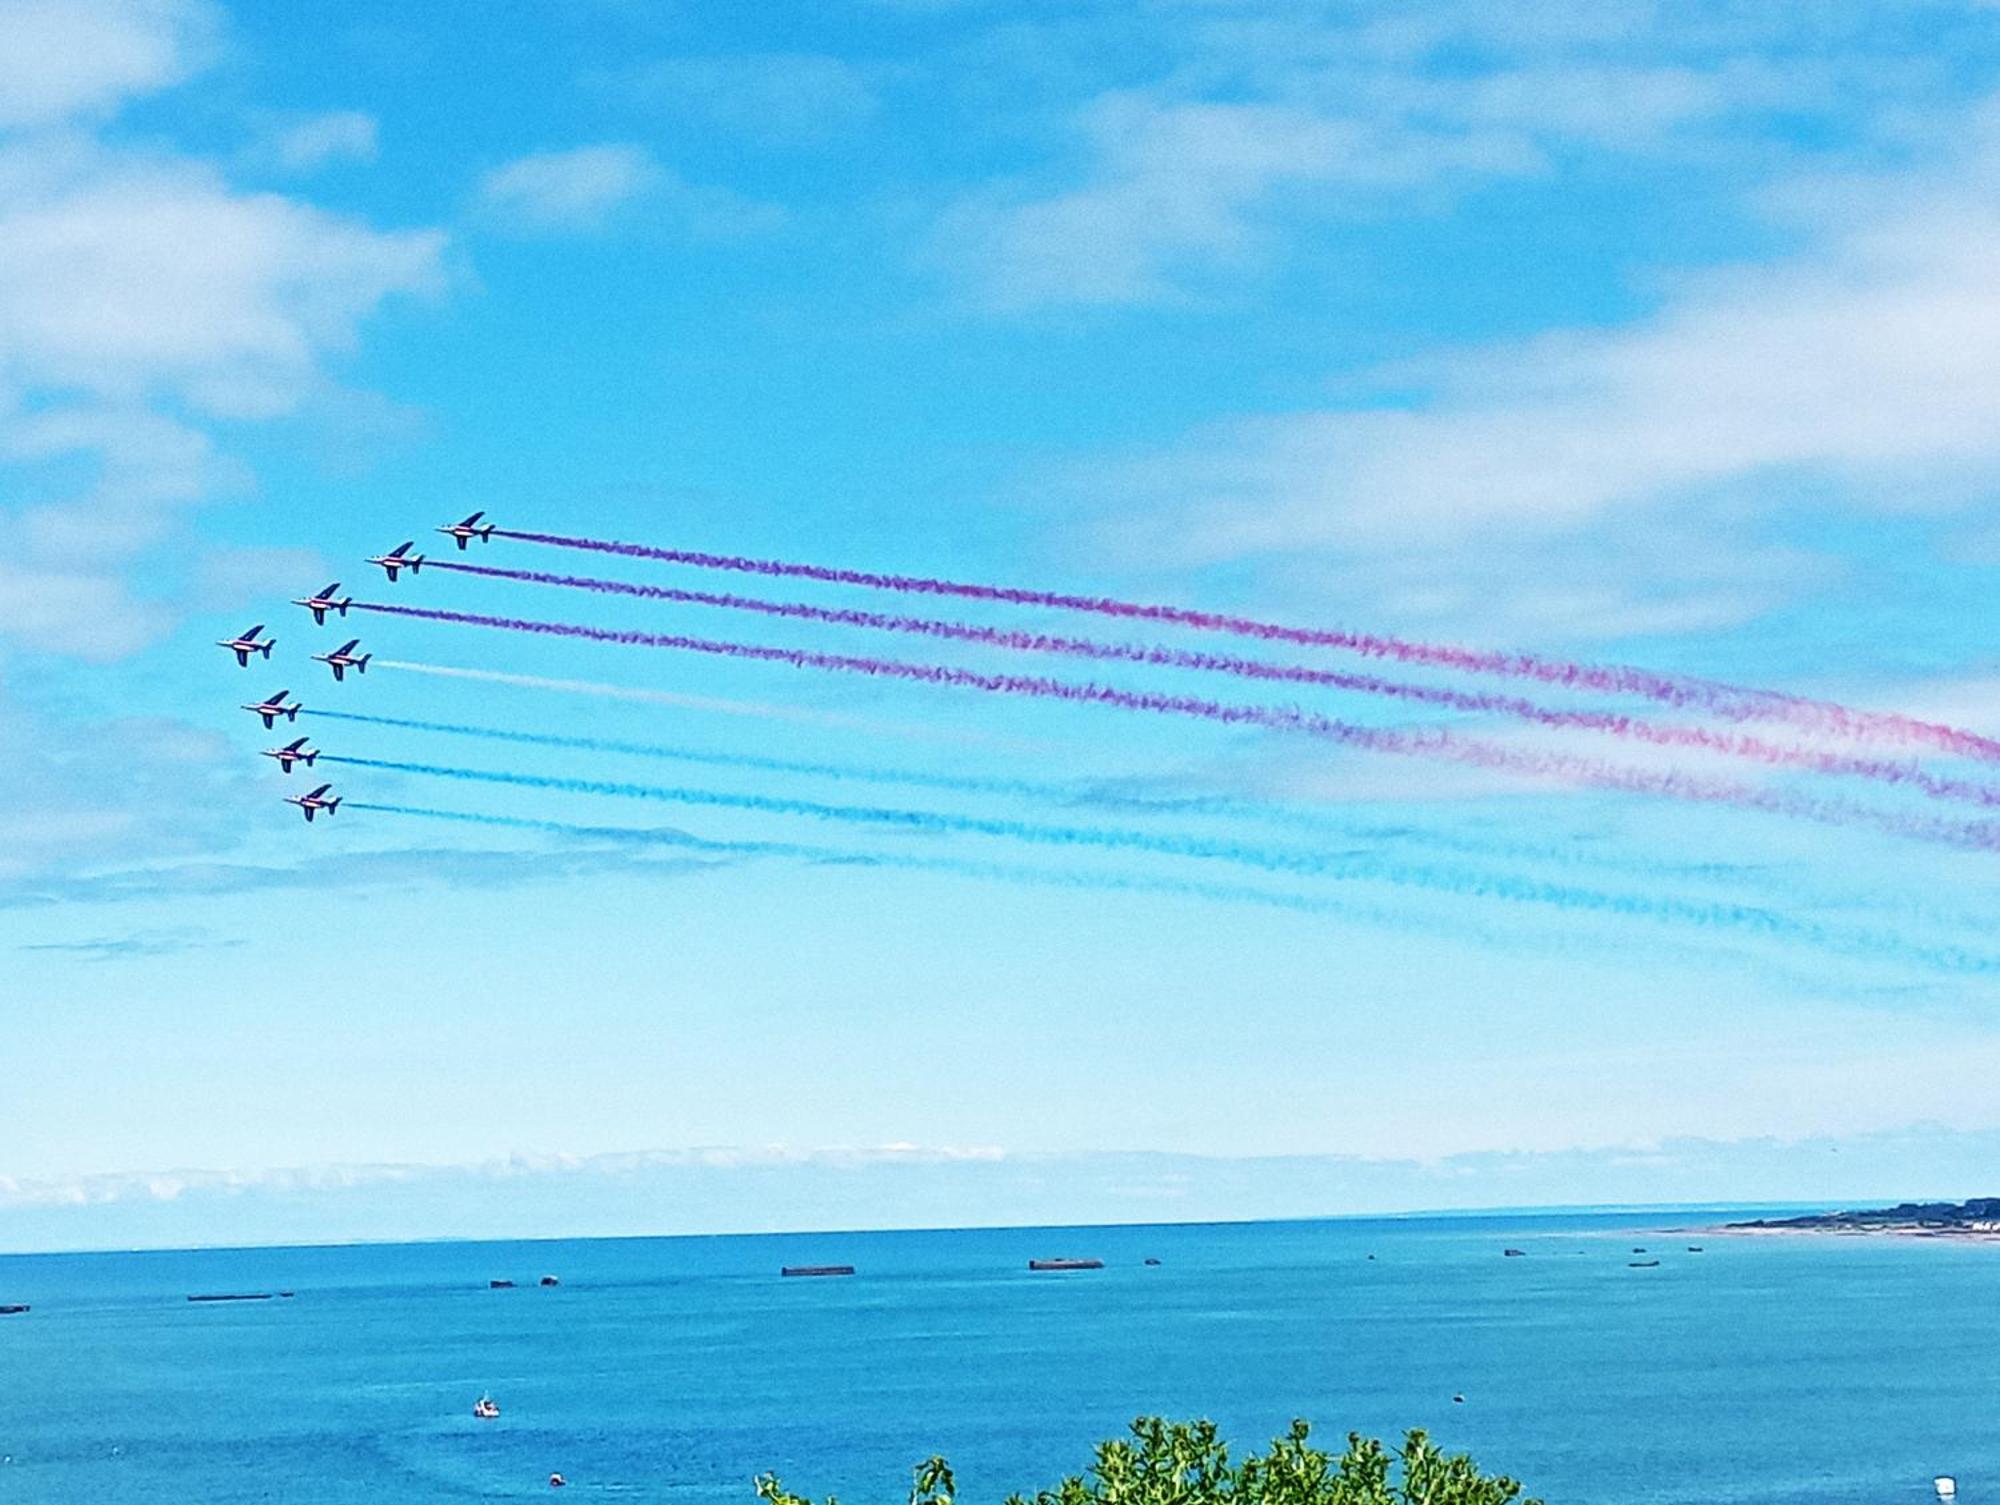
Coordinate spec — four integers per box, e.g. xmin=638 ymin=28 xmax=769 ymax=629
xmin=262 ymin=109 xmax=378 ymax=171
xmin=0 ymin=8 xmax=445 ymax=662
xmin=474 ymin=142 xmax=781 ymax=239
xmin=925 ymin=2 xmax=1977 ymax=313
xmin=1069 ymin=106 xmax=2000 ymax=642
xmin=0 ymin=560 xmax=167 ymax=658
xmin=475 ymin=143 xmax=663 ymax=232
xmin=0 ymin=144 xmax=444 ymax=418
xmin=0 ymin=691 xmax=248 ymax=873
xmin=621 ymin=53 xmax=878 ymax=145
xmin=934 ymin=94 xmax=1541 ymax=311
xmin=0 ymin=0 xmax=215 ymax=126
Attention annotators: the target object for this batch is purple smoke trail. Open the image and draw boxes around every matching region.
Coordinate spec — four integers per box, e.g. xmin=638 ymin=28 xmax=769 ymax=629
xmin=491 ymin=530 xmax=2000 ymax=763
xmin=434 ymin=558 xmax=2000 ymax=812
xmin=353 ymin=599 xmax=2000 ymax=853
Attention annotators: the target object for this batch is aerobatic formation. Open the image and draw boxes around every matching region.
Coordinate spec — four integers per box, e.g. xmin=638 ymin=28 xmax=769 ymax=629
xmin=219 ymin=513 xmax=2000 ymax=979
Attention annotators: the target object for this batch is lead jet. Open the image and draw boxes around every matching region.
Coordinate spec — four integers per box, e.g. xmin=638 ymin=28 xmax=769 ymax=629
xmin=242 ymin=690 xmax=302 ymax=729
xmin=285 ymin=783 xmax=341 ymax=822
xmin=313 ymin=639 xmax=371 ymax=682
xmin=217 ymin=624 xmax=276 ymax=667
xmin=293 ymin=582 xmax=353 ymax=625
xmin=263 ymin=737 xmax=319 ymax=774
xmin=367 ymin=541 xmax=424 ymax=582
xmin=436 ymin=510 xmax=495 ymax=549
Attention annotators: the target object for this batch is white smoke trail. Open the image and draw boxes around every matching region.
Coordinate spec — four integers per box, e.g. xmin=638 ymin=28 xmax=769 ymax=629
xmin=372 ymin=659 xmax=1033 ymax=749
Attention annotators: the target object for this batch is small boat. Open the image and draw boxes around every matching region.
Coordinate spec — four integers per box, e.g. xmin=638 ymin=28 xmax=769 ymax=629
xmin=0 ymin=1304 xmax=28 ymax=1316
xmin=1502 ymin=1248 xmax=1526 ymax=1257
xmin=489 ymin=1279 xmax=515 ymax=1289
xmin=550 ymin=1474 xmax=568 ymax=1489
xmin=473 ymin=1395 xmax=500 ymax=1420
xmin=1628 ymin=1259 xmax=1661 ymax=1268
xmin=781 ymin=1265 xmax=855 ymax=1278
xmin=1631 ymin=1247 xmax=1647 ymax=1254
xmin=1143 ymin=1258 xmax=1162 ymax=1266
xmin=187 ymin=1292 xmax=272 ymax=1302
xmin=1452 ymin=1393 xmax=1465 ymax=1404
xmin=539 ymin=1275 xmax=560 ymax=1287
xmin=1686 ymin=1245 xmax=1704 ymax=1253
xmin=1935 ymin=1477 xmax=1956 ymax=1499
xmin=1028 ymin=1258 xmax=1103 ymax=1271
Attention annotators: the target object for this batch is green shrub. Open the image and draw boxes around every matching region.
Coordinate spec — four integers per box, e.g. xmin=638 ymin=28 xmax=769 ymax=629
xmin=756 ymin=1416 xmax=1540 ymax=1505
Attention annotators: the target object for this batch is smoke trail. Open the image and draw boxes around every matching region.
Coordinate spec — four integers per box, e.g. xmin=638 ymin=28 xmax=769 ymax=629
xmin=353 ymin=601 xmax=2000 ymax=853
xmin=368 ymin=659 xmax=1022 ymax=749
xmin=327 ymin=757 xmax=2000 ymax=975
xmin=432 ymin=558 xmax=2000 ymax=810
xmin=343 ymin=801 xmax=1384 ymax=922
xmin=317 ymin=704 xmax=1757 ymax=887
xmin=491 ymin=530 xmax=2000 ymax=762
xmin=312 ymin=707 xmax=1080 ymax=805
xmin=344 ymin=802 xmax=1943 ymax=996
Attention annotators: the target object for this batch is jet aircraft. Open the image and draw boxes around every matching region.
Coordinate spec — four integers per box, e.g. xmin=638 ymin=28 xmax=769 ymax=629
xmin=242 ymin=690 xmax=302 ymax=729
xmin=314 ymin=639 xmax=371 ymax=682
xmin=285 ymin=784 xmax=341 ymax=822
xmin=368 ymin=541 xmax=424 ymax=581
xmin=263 ymin=737 xmax=319 ymax=774
xmin=217 ymin=624 xmax=276 ymax=667
xmin=436 ymin=511 xmax=496 ymax=549
xmin=293 ymin=582 xmax=353 ymax=625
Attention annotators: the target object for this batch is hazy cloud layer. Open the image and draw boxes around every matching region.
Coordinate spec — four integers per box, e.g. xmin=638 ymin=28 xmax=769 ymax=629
xmin=3 ymin=1126 xmax=1993 ymax=1251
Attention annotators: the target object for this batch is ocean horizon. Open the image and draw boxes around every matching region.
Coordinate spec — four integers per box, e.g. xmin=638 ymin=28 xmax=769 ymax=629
xmin=4 ymin=1208 xmax=1994 ymax=1503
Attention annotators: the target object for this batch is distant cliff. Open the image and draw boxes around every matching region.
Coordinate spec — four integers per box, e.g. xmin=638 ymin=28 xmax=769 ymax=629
xmin=1729 ymin=1198 xmax=2000 ymax=1235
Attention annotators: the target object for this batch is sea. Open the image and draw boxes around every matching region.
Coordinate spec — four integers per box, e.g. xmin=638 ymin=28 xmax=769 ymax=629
xmin=1 ymin=1211 xmax=1995 ymax=1504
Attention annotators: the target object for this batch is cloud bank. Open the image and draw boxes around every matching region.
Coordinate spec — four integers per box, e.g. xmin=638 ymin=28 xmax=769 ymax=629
xmin=3 ymin=1127 xmax=1992 ymax=1252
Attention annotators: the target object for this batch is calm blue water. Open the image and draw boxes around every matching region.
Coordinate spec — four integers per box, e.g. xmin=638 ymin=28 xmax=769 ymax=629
xmin=1 ymin=1212 xmax=1995 ymax=1503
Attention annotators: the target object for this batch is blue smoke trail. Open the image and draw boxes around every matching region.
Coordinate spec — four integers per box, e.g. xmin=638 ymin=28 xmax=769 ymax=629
xmin=311 ymin=709 xmax=1078 ymax=806
xmin=340 ymin=801 xmax=1873 ymax=995
xmin=326 ymin=758 xmax=2000 ymax=976
xmin=306 ymin=706 xmax=1739 ymax=887
xmin=346 ymin=800 xmax=1375 ymax=922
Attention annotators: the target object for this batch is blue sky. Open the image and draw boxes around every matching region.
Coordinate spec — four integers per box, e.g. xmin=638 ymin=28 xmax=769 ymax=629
xmin=4 ymin=0 xmax=2000 ymax=1248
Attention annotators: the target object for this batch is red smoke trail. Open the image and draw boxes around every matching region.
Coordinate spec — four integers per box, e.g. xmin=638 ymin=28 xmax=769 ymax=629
xmin=434 ymin=558 xmax=2000 ymax=812
xmin=491 ymin=530 xmax=2000 ymax=763
xmin=352 ymin=599 xmax=2000 ymax=853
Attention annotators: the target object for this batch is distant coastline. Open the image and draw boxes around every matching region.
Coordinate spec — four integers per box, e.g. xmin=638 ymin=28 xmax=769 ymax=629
xmin=1718 ymin=1197 xmax=2000 ymax=1241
